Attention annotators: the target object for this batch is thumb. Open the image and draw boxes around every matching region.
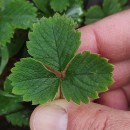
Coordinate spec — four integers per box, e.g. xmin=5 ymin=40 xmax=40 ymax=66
xmin=30 ymin=99 xmax=130 ymax=130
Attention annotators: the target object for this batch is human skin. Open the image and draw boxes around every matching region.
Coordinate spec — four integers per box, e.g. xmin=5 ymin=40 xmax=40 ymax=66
xmin=30 ymin=9 xmax=130 ymax=130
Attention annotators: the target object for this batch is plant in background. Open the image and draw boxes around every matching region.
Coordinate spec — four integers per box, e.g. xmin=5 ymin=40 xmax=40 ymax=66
xmin=0 ymin=0 xmax=37 ymax=128
xmin=0 ymin=0 xmax=37 ymax=75
xmin=85 ymin=0 xmax=128 ymax=24
xmin=0 ymin=78 xmax=30 ymax=126
xmin=33 ymin=0 xmax=84 ymax=24
xmin=0 ymin=0 xmax=129 ymax=129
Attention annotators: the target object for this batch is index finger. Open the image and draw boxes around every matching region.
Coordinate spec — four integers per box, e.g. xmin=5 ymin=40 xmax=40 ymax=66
xmin=78 ymin=9 xmax=130 ymax=62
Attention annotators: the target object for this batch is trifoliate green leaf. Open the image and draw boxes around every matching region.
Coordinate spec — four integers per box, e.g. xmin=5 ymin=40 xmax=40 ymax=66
xmin=50 ymin=0 xmax=70 ymax=12
xmin=85 ymin=5 xmax=105 ymax=24
xmin=2 ymin=0 xmax=37 ymax=29
xmin=28 ymin=14 xmax=80 ymax=71
xmin=103 ymin=0 xmax=121 ymax=15
xmin=6 ymin=110 xmax=30 ymax=127
xmin=62 ymin=52 xmax=114 ymax=104
xmin=9 ymin=15 xmax=114 ymax=104
xmin=9 ymin=58 xmax=60 ymax=104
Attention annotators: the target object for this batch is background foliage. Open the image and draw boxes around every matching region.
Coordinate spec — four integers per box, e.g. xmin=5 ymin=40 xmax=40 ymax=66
xmin=0 ymin=0 xmax=129 ymax=129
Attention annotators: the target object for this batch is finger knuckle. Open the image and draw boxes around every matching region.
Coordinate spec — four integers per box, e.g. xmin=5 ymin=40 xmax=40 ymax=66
xmin=87 ymin=108 xmax=110 ymax=130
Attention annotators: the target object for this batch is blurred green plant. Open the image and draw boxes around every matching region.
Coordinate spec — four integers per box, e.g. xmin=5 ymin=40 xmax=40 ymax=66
xmin=0 ymin=0 xmax=129 ymax=129
xmin=85 ymin=0 xmax=128 ymax=24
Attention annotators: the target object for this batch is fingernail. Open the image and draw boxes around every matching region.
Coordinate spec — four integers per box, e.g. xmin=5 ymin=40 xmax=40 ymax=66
xmin=31 ymin=105 xmax=68 ymax=130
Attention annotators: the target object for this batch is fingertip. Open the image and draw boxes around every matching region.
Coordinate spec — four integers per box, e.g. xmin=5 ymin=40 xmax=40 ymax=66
xmin=30 ymin=100 xmax=68 ymax=130
xmin=97 ymin=89 xmax=129 ymax=110
xmin=78 ymin=26 xmax=99 ymax=53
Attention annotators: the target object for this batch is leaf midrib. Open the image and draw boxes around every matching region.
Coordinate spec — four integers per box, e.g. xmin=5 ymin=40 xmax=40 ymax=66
xmin=51 ymin=24 xmax=61 ymax=71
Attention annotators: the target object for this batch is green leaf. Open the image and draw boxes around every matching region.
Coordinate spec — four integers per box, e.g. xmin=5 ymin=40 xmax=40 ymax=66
xmin=6 ymin=110 xmax=30 ymax=127
xmin=2 ymin=0 xmax=13 ymax=9
xmin=103 ymin=0 xmax=122 ymax=15
xmin=0 ymin=30 xmax=27 ymax=75
xmin=28 ymin=14 xmax=80 ymax=71
xmin=50 ymin=0 xmax=70 ymax=12
xmin=0 ymin=45 xmax=9 ymax=75
xmin=85 ymin=0 xmax=127 ymax=25
xmin=0 ymin=0 xmax=37 ymax=45
xmin=9 ymin=15 xmax=114 ymax=104
xmin=0 ymin=77 xmax=30 ymax=126
xmin=4 ymin=78 xmax=13 ymax=93
xmin=0 ymin=95 xmax=23 ymax=115
xmin=62 ymin=52 xmax=114 ymax=104
xmin=2 ymin=0 xmax=37 ymax=29
xmin=118 ymin=0 xmax=127 ymax=6
xmin=0 ymin=93 xmax=29 ymax=126
xmin=0 ymin=90 xmax=17 ymax=98
xmin=33 ymin=0 xmax=51 ymax=15
xmin=9 ymin=58 xmax=60 ymax=104
xmin=85 ymin=5 xmax=105 ymax=24
xmin=0 ymin=21 xmax=14 ymax=45
xmin=0 ymin=0 xmax=3 ymax=8
xmin=0 ymin=0 xmax=11 ymax=9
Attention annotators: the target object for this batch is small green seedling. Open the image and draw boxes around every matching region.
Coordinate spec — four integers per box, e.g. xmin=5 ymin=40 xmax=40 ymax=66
xmin=9 ymin=14 xmax=114 ymax=105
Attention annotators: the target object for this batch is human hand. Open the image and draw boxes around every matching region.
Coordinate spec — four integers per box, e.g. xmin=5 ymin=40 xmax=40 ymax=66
xmin=30 ymin=9 xmax=130 ymax=130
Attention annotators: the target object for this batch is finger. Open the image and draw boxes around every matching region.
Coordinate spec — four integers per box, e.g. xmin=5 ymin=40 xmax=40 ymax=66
xmin=30 ymin=100 xmax=68 ymax=130
xmin=97 ymin=88 xmax=128 ymax=110
xmin=78 ymin=9 xmax=130 ymax=62
xmin=122 ymin=84 xmax=130 ymax=104
xmin=30 ymin=99 xmax=130 ymax=130
xmin=111 ymin=60 xmax=130 ymax=89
